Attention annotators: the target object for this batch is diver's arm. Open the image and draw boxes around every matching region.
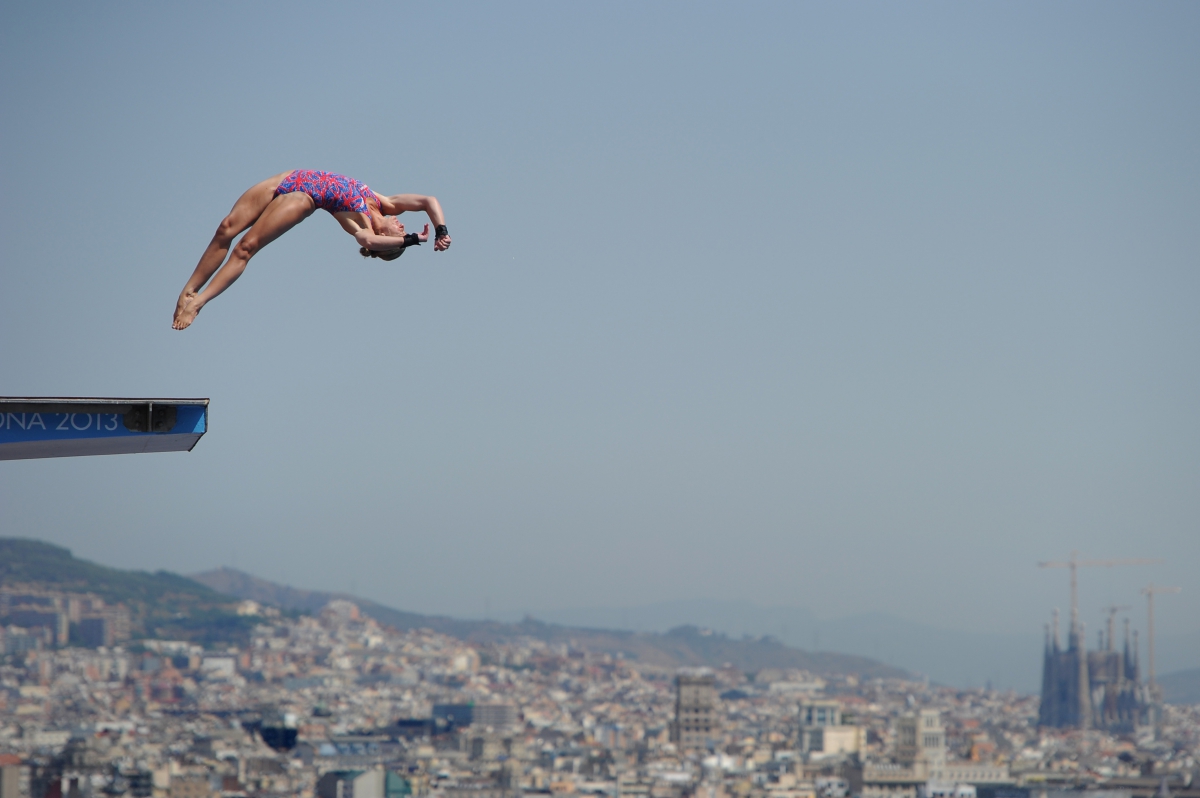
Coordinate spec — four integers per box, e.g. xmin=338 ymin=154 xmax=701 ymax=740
xmin=355 ymin=224 xmax=430 ymax=251
xmin=375 ymin=194 xmax=451 ymax=250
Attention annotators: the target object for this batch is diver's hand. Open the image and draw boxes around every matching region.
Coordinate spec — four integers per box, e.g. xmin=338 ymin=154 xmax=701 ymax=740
xmin=417 ymin=223 xmax=430 ymax=244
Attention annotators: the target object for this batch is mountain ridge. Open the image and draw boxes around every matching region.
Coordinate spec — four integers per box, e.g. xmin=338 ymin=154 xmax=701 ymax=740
xmin=1160 ymin=667 xmax=1200 ymax=706
xmin=497 ymin=598 xmax=1200 ymax=693
xmin=0 ymin=538 xmax=254 ymax=645
xmin=191 ymin=566 xmax=908 ymax=679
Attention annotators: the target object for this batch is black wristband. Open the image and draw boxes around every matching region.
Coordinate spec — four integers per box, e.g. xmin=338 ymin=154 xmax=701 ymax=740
xmin=403 ymin=233 xmax=421 ymax=247
xmin=435 ymin=224 xmax=449 ymax=239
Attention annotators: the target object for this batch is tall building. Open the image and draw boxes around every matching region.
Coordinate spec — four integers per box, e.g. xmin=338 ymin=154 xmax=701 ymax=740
xmin=0 ymin=754 xmax=28 ymax=798
xmin=431 ymin=703 xmax=518 ymax=732
xmin=0 ymin=589 xmax=129 ymax=649
xmin=78 ymin=617 xmax=113 ymax=648
xmin=2 ymin=588 xmax=70 ymax=646
xmin=672 ymin=670 xmax=718 ymax=749
xmin=1038 ymin=611 xmax=1147 ymax=732
xmin=472 ymin=704 xmax=518 ymax=730
xmin=799 ymin=700 xmax=862 ymax=757
xmin=800 ymin=700 xmax=843 ymax=728
xmin=895 ymin=710 xmax=945 ymax=770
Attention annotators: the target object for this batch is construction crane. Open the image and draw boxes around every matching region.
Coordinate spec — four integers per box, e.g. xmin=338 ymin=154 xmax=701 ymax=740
xmin=1141 ymin=583 xmax=1181 ymax=692
xmin=1100 ymin=604 xmax=1131 ymax=651
xmin=1038 ymin=551 xmax=1163 ymax=641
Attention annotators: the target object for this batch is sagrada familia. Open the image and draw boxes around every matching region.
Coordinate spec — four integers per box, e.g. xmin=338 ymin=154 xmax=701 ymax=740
xmin=1038 ymin=608 xmax=1150 ymax=731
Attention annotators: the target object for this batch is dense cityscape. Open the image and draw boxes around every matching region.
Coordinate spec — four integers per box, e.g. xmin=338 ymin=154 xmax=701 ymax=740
xmin=1 ymin=586 xmax=1196 ymax=798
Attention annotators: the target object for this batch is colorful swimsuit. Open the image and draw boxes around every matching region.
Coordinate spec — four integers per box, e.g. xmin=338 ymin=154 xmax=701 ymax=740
xmin=274 ymin=170 xmax=376 ymax=215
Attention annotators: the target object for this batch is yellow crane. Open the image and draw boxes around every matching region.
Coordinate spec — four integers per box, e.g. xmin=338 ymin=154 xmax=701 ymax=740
xmin=1141 ymin=583 xmax=1181 ymax=693
xmin=1037 ymin=551 xmax=1162 ymax=640
xmin=1100 ymin=604 xmax=1131 ymax=651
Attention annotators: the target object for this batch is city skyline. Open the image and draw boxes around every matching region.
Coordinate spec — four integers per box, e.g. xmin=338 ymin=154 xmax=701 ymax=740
xmin=2 ymin=585 xmax=1196 ymax=798
xmin=2 ymin=537 xmax=1193 ymax=693
xmin=1 ymin=535 xmax=1196 ymax=798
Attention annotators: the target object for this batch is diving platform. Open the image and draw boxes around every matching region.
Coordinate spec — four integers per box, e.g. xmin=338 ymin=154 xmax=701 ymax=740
xmin=0 ymin=398 xmax=208 ymax=461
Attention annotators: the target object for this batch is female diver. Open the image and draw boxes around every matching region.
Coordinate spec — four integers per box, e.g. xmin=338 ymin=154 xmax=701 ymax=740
xmin=172 ymin=169 xmax=451 ymax=330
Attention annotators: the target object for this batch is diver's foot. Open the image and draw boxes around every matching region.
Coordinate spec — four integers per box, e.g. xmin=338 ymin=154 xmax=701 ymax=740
xmin=173 ymin=292 xmax=197 ymax=327
xmin=173 ymin=299 xmax=202 ymax=330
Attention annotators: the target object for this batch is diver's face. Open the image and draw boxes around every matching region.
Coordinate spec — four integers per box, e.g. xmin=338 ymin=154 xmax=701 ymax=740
xmin=380 ymin=216 xmax=406 ymax=237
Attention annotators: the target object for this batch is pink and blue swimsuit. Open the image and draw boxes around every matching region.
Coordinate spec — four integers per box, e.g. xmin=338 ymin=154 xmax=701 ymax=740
xmin=275 ymin=170 xmax=377 ymax=214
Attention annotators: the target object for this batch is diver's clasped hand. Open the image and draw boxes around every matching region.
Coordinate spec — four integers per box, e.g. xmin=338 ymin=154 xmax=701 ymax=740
xmin=434 ymin=223 xmax=451 ymax=252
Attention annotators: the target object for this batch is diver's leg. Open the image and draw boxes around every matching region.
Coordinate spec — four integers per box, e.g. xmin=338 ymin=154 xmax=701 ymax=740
xmin=174 ymin=172 xmax=291 ymax=326
xmin=173 ymin=192 xmax=315 ymax=330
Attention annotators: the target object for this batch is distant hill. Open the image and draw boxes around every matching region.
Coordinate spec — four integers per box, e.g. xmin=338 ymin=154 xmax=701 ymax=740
xmin=191 ymin=566 xmax=434 ymax=627
xmin=503 ymin=598 xmax=1200 ymax=693
xmin=509 ymin=599 xmax=1039 ymax=689
xmin=192 ymin=567 xmax=908 ymax=680
xmin=0 ymin=538 xmax=254 ymax=646
xmin=1160 ymin=668 xmax=1200 ymax=705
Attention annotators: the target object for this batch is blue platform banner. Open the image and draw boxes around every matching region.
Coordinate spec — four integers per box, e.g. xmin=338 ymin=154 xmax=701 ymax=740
xmin=0 ymin=398 xmax=209 ymax=460
xmin=0 ymin=406 xmax=206 ymax=443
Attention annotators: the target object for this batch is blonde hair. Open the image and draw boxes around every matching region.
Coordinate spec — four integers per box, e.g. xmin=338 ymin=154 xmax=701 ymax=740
xmin=360 ymin=246 xmax=405 ymax=261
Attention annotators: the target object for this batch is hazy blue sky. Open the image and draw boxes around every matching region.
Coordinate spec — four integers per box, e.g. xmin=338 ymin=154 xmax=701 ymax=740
xmin=1 ymin=2 xmax=1197 ymax=662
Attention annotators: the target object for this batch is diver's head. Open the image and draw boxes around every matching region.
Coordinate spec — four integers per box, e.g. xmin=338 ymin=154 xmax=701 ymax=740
xmin=360 ymin=215 xmax=407 ymax=260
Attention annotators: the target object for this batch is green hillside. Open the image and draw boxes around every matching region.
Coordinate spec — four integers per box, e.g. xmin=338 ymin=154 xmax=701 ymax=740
xmin=0 ymin=538 xmax=255 ymax=646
